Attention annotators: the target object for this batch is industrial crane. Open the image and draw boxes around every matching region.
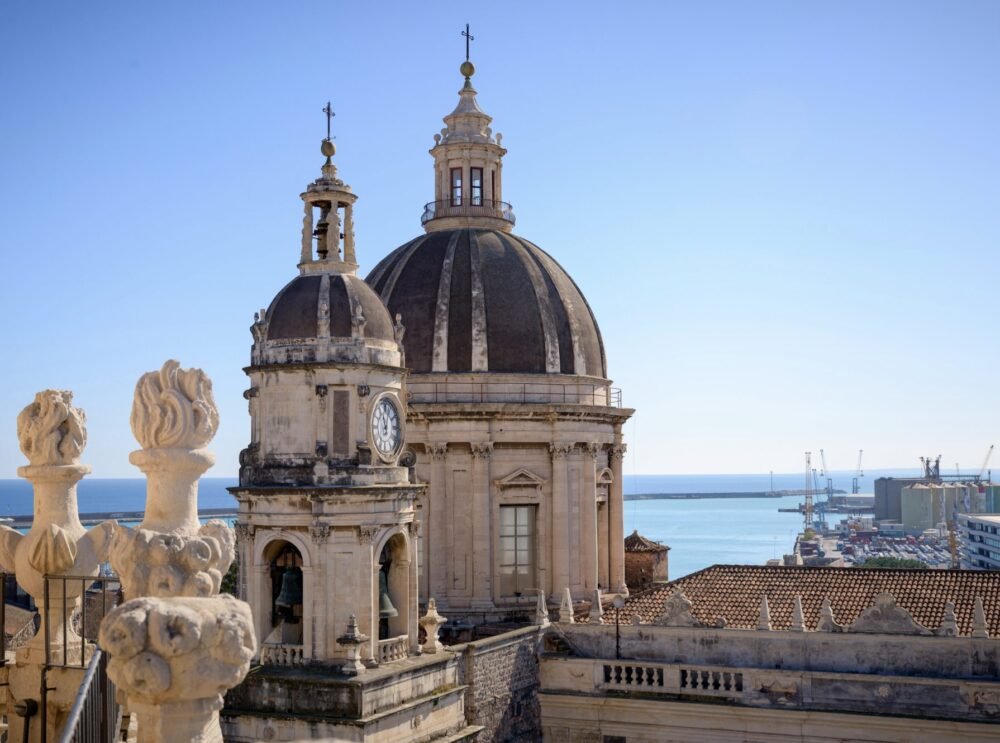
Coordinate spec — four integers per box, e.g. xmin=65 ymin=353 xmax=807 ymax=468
xmin=977 ymin=444 xmax=995 ymax=481
xmin=851 ymin=449 xmax=864 ymax=495
xmin=803 ymin=452 xmax=813 ymax=531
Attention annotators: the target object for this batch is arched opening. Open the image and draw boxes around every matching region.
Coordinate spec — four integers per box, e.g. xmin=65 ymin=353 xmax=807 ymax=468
xmin=378 ymin=533 xmax=409 ymax=640
xmin=264 ymin=540 xmax=304 ymax=645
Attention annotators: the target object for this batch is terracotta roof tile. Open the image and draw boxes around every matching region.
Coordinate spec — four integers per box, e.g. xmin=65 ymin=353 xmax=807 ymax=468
xmin=624 ymin=529 xmax=669 ymax=553
xmin=616 ymin=565 xmax=1000 ymax=636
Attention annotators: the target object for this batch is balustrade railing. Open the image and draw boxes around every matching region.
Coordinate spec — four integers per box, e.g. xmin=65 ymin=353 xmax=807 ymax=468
xmin=377 ymin=634 xmax=409 ymax=664
xmin=260 ymin=642 xmax=305 ymax=667
xmin=601 ymin=661 xmax=743 ymax=699
xmin=56 ymin=649 xmax=121 ymax=743
xmin=409 ymin=381 xmax=622 ymax=407
xmin=421 ymin=199 xmax=516 ymax=226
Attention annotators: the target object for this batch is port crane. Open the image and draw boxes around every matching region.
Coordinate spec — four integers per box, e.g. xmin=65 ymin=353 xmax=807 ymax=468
xmin=803 ymin=452 xmax=813 ymax=531
xmin=977 ymin=444 xmax=994 ymax=481
xmin=851 ymin=449 xmax=864 ymax=495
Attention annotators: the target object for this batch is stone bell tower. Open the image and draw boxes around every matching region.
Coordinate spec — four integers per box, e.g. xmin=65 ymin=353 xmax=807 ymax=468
xmin=231 ymin=124 xmax=424 ymax=668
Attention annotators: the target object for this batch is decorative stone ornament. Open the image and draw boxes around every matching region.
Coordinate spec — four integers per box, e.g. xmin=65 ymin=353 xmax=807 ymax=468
xmin=937 ymin=601 xmax=959 ymax=637
xmin=589 ymin=589 xmax=604 ymax=625
xmin=757 ymin=595 xmax=772 ymax=631
xmin=535 ymin=590 xmax=550 ymax=628
xmin=99 ymin=595 xmax=255 ymax=743
xmin=0 ymin=390 xmax=115 ymax=663
xmin=848 ymin=592 xmax=931 ymax=636
xmin=337 ymin=615 xmax=369 ymax=676
xmin=419 ymin=598 xmax=447 ymax=654
xmin=816 ymin=597 xmax=843 ymax=633
xmin=790 ymin=595 xmax=806 ymax=632
xmin=973 ymin=596 xmax=989 ymax=638
xmin=655 ymin=591 xmax=704 ymax=628
xmin=559 ymin=587 xmax=575 ymax=624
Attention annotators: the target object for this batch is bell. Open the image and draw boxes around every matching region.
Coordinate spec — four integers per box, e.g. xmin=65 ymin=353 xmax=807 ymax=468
xmin=275 ymin=568 xmax=303 ymax=609
xmin=378 ymin=569 xmax=398 ymax=619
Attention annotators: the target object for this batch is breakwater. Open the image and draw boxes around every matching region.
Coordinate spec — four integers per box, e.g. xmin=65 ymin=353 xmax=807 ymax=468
xmin=625 ymin=488 xmax=846 ymax=501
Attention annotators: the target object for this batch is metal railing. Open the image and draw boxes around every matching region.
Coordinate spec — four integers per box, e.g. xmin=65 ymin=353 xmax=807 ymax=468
xmin=57 ymin=649 xmax=121 ymax=743
xmin=421 ymin=199 xmax=516 ymax=226
xmin=409 ymin=380 xmax=622 ymax=407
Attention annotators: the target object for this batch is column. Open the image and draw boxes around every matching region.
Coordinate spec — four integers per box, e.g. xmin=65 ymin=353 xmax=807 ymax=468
xmin=300 ymin=202 xmax=313 ymax=263
xmin=471 ymin=442 xmax=493 ymax=608
xmin=609 ymin=429 xmax=627 ymax=594
xmin=550 ymin=443 xmax=571 ymax=598
xmin=343 ymin=203 xmax=356 ymax=264
xmin=328 ymin=203 xmax=341 ymax=258
xmin=428 ymin=444 xmax=449 ymax=605
xmin=581 ymin=443 xmax=600 ymax=592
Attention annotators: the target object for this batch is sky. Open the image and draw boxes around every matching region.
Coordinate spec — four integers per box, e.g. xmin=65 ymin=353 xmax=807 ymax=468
xmin=0 ymin=1 xmax=997 ymax=478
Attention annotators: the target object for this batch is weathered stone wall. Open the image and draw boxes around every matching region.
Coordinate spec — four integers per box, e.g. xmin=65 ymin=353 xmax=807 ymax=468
xmin=458 ymin=625 xmax=542 ymax=742
xmin=624 ymin=549 xmax=668 ymax=590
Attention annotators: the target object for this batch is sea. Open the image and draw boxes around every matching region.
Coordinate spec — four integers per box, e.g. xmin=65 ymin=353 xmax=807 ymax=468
xmin=0 ymin=468 xmax=924 ymax=580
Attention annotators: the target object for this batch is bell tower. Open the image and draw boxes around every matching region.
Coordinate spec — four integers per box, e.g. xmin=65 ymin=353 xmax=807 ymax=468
xmin=231 ymin=119 xmax=424 ymax=669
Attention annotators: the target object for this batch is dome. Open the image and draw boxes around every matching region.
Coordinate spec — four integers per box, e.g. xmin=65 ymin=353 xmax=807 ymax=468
xmin=266 ymin=272 xmax=395 ymax=342
xmin=366 ymin=228 xmax=607 ymax=377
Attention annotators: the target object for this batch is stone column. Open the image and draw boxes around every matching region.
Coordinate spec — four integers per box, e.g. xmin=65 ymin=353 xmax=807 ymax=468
xmin=103 ymin=361 xmax=255 ymax=743
xmin=300 ymin=202 xmax=313 ymax=264
xmin=0 ymin=391 xmax=115 ymax=743
xmin=550 ymin=444 xmax=571 ymax=599
xmin=428 ymin=444 xmax=449 ymax=606
xmin=609 ymin=432 xmax=627 ymax=595
xmin=343 ymin=203 xmax=356 ymax=264
xmin=581 ymin=444 xmax=600 ymax=593
xmin=471 ymin=442 xmax=493 ymax=609
xmin=328 ymin=204 xmax=341 ymax=259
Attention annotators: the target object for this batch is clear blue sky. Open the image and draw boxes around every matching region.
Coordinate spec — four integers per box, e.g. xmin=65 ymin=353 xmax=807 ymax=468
xmin=1 ymin=1 xmax=997 ymax=478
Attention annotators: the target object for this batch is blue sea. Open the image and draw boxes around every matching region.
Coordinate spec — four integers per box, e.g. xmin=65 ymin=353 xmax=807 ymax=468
xmin=0 ymin=469 xmax=923 ymax=579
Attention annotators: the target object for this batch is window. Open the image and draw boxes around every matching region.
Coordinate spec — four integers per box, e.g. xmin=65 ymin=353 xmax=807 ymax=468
xmin=451 ymin=168 xmax=463 ymax=206
xmin=471 ymin=167 xmax=483 ymax=206
xmin=499 ymin=505 xmax=535 ymax=596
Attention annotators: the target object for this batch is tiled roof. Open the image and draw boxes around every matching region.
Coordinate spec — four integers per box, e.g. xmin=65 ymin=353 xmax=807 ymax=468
xmin=618 ymin=565 xmax=1000 ymax=637
xmin=624 ymin=529 xmax=669 ymax=553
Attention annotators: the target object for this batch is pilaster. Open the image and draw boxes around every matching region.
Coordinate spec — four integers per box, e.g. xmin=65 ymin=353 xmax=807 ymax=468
xmin=609 ymin=431 xmax=627 ymax=595
xmin=550 ymin=443 xmax=572 ymax=598
xmin=471 ymin=442 xmax=494 ymax=608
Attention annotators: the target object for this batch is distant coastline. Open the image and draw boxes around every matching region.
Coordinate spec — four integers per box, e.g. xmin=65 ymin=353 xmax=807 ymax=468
xmin=624 ymin=489 xmax=847 ymax=501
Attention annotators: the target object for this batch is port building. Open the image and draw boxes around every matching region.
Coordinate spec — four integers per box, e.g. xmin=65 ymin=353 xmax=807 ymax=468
xmin=962 ymin=514 xmax=1000 ymax=570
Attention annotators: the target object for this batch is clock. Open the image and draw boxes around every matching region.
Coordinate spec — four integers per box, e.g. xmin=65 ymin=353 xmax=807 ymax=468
xmin=371 ymin=395 xmax=402 ymax=459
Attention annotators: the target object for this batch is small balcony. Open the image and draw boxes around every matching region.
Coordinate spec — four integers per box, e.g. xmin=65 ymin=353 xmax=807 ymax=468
xmin=421 ymin=198 xmax=516 ymax=227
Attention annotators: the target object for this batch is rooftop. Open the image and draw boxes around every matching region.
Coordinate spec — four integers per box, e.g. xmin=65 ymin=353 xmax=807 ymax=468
xmin=616 ymin=564 xmax=1000 ymax=636
xmin=623 ymin=529 xmax=669 ymax=553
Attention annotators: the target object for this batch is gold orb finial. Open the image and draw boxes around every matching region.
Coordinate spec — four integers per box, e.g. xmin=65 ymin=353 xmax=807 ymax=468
xmin=460 ymin=60 xmax=475 ymax=78
xmin=321 ymin=139 xmax=335 ymax=157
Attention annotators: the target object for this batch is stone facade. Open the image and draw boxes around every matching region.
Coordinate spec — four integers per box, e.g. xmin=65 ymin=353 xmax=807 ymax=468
xmin=623 ymin=530 xmax=669 ymax=591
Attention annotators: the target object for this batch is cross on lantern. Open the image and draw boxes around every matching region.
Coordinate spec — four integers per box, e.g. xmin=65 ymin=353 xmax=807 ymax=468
xmin=462 ymin=23 xmax=474 ymax=62
xmin=322 ymin=102 xmax=335 ymax=141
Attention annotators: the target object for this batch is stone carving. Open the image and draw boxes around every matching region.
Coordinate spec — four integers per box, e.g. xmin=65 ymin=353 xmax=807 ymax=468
xmin=394 ymin=312 xmax=406 ymax=345
xmin=654 ymin=591 xmax=704 ymax=628
xmin=337 ymin=615 xmax=369 ymax=676
xmin=757 ymin=673 xmax=799 ymax=697
xmin=472 ymin=442 xmax=494 ymax=459
xmin=419 ymin=598 xmax=447 ymax=654
xmin=0 ymin=390 xmax=115 ymax=664
xmin=357 ymin=525 xmax=380 ymax=545
xmin=815 ymin=597 xmax=843 ymax=632
xmin=610 ymin=444 xmax=627 ymax=462
xmin=757 ymin=594 xmax=772 ymax=631
xmin=16 ymin=390 xmax=87 ymax=465
xmin=535 ymin=590 xmax=550 ymax=628
xmin=351 ymin=302 xmax=367 ymax=337
xmin=99 ymin=595 xmax=255 ymax=742
xmin=790 ymin=595 xmax=806 ymax=632
xmin=427 ymin=443 xmax=449 ymax=461
xmin=310 ymin=525 xmax=331 ymax=544
xmin=973 ymin=596 xmax=989 ymax=638
xmin=130 ymin=360 xmax=219 ymax=450
xmin=549 ymin=443 xmax=572 ymax=460
xmin=558 ymin=587 xmax=575 ymax=624
xmin=589 ymin=589 xmax=604 ymax=625
xmin=848 ymin=592 xmax=931 ymax=635
xmin=937 ymin=601 xmax=959 ymax=637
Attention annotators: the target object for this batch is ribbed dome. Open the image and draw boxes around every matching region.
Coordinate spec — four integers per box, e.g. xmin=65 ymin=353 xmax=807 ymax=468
xmin=266 ymin=273 xmax=394 ymax=342
xmin=365 ymin=229 xmax=606 ymax=376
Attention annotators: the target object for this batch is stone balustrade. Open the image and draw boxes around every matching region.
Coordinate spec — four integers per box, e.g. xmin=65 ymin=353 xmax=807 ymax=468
xmin=260 ymin=642 xmax=305 ymax=667
xmin=378 ymin=635 xmax=409 ymax=664
xmin=600 ymin=661 xmax=743 ymax=698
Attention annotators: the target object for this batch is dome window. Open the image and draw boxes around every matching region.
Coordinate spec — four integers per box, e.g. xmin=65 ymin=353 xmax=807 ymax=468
xmin=450 ymin=167 xmax=463 ymax=206
xmin=471 ymin=167 xmax=483 ymax=206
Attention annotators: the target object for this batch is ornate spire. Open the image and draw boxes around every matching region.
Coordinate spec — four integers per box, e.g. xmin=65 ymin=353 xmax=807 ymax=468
xmin=299 ymin=105 xmax=359 ymax=273
xmin=422 ymin=28 xmax=515 ymax=233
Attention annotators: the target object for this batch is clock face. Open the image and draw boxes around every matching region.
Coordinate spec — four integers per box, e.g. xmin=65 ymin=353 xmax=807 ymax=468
xmin=371 ymin=396 xmax=402 ymax=459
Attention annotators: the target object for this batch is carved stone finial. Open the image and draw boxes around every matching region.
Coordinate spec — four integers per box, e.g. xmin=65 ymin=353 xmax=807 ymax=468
xmin=337 ymin=614 xmax=369 ymax=676
xmin=99 ymin=595 xmax=255 ymax=741
xmin=535 ymin=590 xmax=550 ymax=627
xmin=937 ymin=600 xmax=959 ymax=637
xmin=131 ymin=360 xmax=219 ymax=450
xmin=558 ymin=587 xmax=574 ymax=624
xmin=757 ymin=594 xmax=772 ymax=631
xmin=589 ymin=589 xmax=604 ymax=625
xmin=790 ymin=595 xmax=806 ymax=632
xmin=973 ymin=596 xmax=989 ymax=638
xmin=17 ymin=390 xmax=87 ymax=466
xmin=654 ymin=591 xmax=704 ymax=628
xmin=419 ymin=598 xmax=447 ymax=654
xmin=816 ymin=597 xmax=843 ymax=633
xmin=848 ymin=592 xmax=931 ymax=635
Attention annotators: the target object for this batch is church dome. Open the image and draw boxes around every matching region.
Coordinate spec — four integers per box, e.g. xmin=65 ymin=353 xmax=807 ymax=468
xmin=266 ymin=272 xmax=394 ymax=343
xmin=366 ymin=228 xmax=607 ymax=377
